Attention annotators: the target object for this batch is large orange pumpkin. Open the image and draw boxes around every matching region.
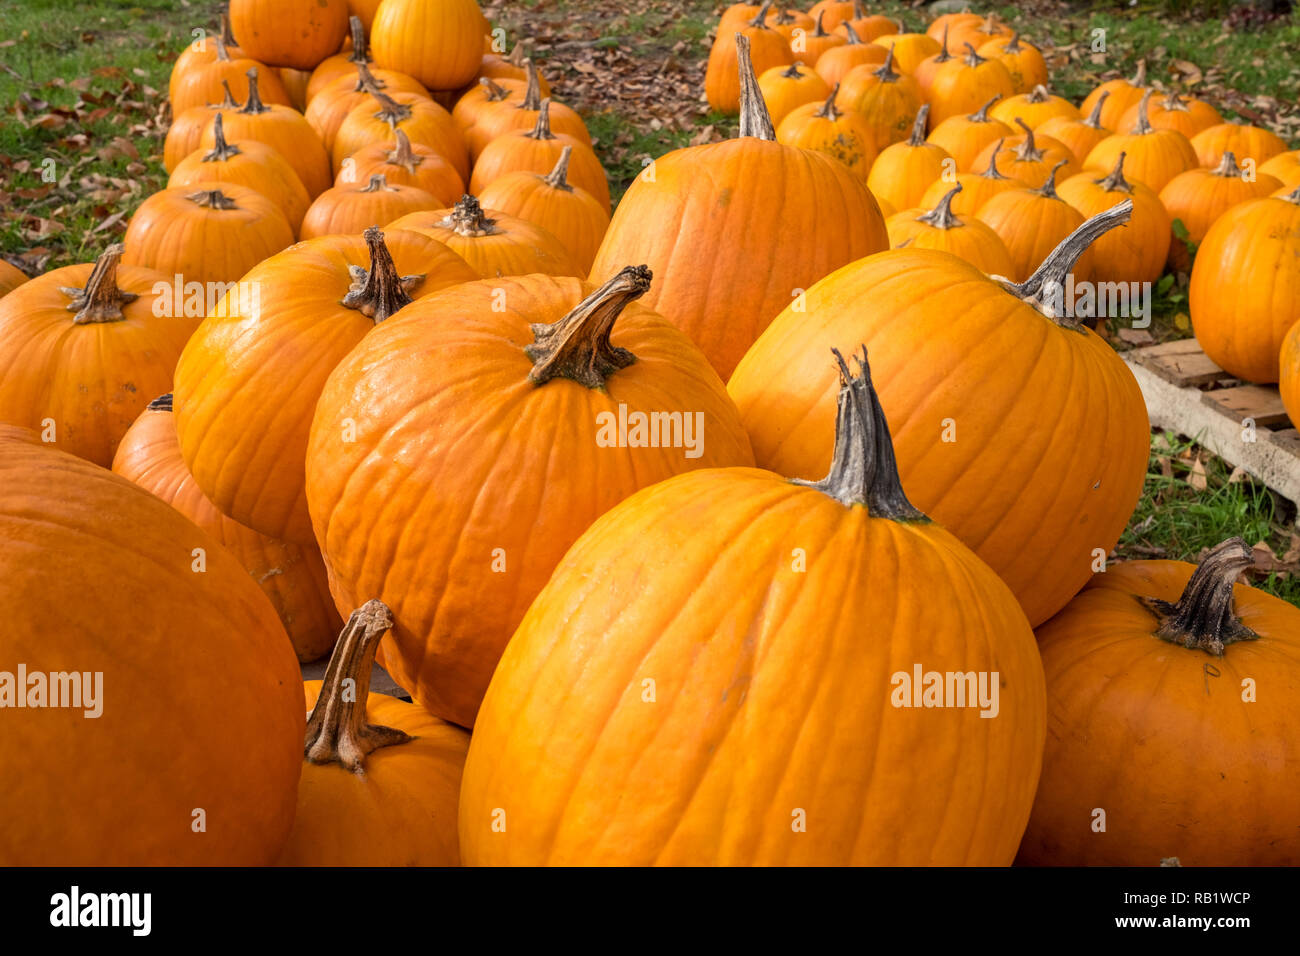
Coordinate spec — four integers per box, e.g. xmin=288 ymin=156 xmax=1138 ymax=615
xmin=1259 ymin=150 xmax=1300 ymax=190
xmin=230 ymin=0 xmax=349 ymax=71
xmin=1019 ymin=539 xmax=1300 ymax=866
xmin=370 ymin=0 xmax=484 ymax=91
xmin=977 ymin=32 xmax=1048 ymax=94
xmin=304 ymin=267 xmax=757 ymax=729
xmin=728 ymin=203 xmax=1150 ymax=627
xmin=0 ymin=425 xmax=303 ymax=865
xmin=590 ymin=36 xmax=888 ymax=380
xmin=459 ymin=349 xmax=1045 ymax=865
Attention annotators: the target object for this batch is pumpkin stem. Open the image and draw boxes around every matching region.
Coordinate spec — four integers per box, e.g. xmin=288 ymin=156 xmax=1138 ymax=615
xmin=520 ymin=58 xmax=543 ymax=111
xmin=186 ymin=188 xmax=239 ymax=210
xmin=304 ymin=600 xmax=413 ymax=774
xmin=479 ymin=76 xmax=513 ymax=103
xmin=1013 ymin=117 xmax=1044 ymax=160
xmin=526 ymin=99 xmax=555 ymax=140
xmin=961 ymin=42 xmax=986 ymax=67
xmin=780 ymin=61 xmax=806 ymax=79
xmin=370 ymin=87 xmax=412 ymax=127
xmin=354 ymin=60 xmax=389 ymax=94
xmin=1141 ymin=538 xmax=1259 ymax=656
xmin=814 ymin=84 xmax=842 ymax=120
xmin=442 ymin=194 xmax=501 ymax=237
xmin=916 ymin=184 xmax=963 ymax=229
xmin=982 ymin=140 xmax=1011 ymax=179
xmin=812 ymin=10 xmax=830 ymax=36
xmin=875 ymin=46 xmax=900 ymax=83
xmin=1132 ymin=59 xmax=1147 ymax=87
xmin=505 ymin=40 xmax=527 ymax=68
xmin=59 ymin=244 xmax=138 ymax=325
xmin=907 ymin=103 xmax=929 ymax=146
xmin=736 ymin=34 xmax=777 ymax=141
xmin=385 ymin=128 xmax=423 ymax=173
xmin=1098 ymin=151 xmax=1133 ymax=192
xmin=1025 ymin=84 xmax=1051 ymax=103
xmin=214 ymin=32 xmax=230 ymax=63
xmin=543 ymin=145 xmax=575 ymax=191
xmin=843 ymin=22 xmax=862 ymax=44
xmin=1034 ymin=159 xmax=1067 ymax=198
xmin=773 ymin=7 xmax=798 ymax=27
xmin=794 ymin=347 xmax=927 ymax=522
xmin=1004 ymin=31 xmax=1023 ymax=53
xmin=1133 ymin=88 xmax=1154 ymax=135
xmin=1212 ymin=150 xmax=1242 ymax=178
xmin=970 ymin=94 xmax=1001 ymax=122
xmin=341 ymin=226 xmax=424 ymax=323
xmin=1084 ymin=89 xmax=1109 ymax=129
xmin=1284 ymin=185 xmax=1300 ymax=205
xmin=201 ymin=113 xmax=241 ymax=162
xmin=239 ymin=67 xmax=269 ymax=115
xmin=747 ymin=2 xmax=774 ymax=29
xmin=220 ymin=7 xmax=237 ymax=47
xmin=345 ymin=14 xmax=369 ymax=64
xmin=526 ymin=265 xmax=649 ymax=388
xmin=934 ymin=24 xmax=952 ymax=61
xmin=216 ymin=79 xmax=240 ymax=109
xmin=999 ymin=200 xmax=1133 ymax=326
xmin=149 ymin=392 xmax=173 ymax=412
xmin=359 ymin=173 xmax=396 ymax=193
xmin=1163 ymin=89 xmax=1188 ymax=111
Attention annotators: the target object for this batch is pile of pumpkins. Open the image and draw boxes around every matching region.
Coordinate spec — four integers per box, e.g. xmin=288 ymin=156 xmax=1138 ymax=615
xmin=0 ymin=0 xmax=1298 ymax=868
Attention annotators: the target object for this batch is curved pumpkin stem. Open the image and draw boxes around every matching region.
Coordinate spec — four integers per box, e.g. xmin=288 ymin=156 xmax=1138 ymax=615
xmin=736 ymin=34 xmax=777 ymax=141
xmin=917 ymin=184 xmax=963 ymax=229
xmin=359 ymin=173 xmax=397 ymax=193
xmin=1141 ymin=538 xmax=1259 ymax=656
xmin=815 ymin=84 xmax=842 ymax=120
xmin=961 ymin=42 xmax=987 ymax=67
xmin=526 ymin=265 xmax=650 ymax=387
xmin=1013 ymin=117 xmax=1045 ymax=161
xmin=1098 ymin=151 xmax=1133 ymax=193
xmin=1083 ymin=89 xmax=1109 ymax=130
xmin=970 ymin=94 xmax=1001 ymax=122
xmin=304 ymin=600 xmax=413 ymax=774
xmin=59 ymin=244 xmax=138 ymax=325
xmin=933 ymin=24 xmax=953 ymax=62
xmin=442 ymin=194 xmax=501 ymax=237
xmin=345 ymin=14 xmax=369 ymax=65
xmin=982 ymin=140 xmax=1011 ymax=179
xmin=341 ymin=226 xmax=424 ymax=323
xmin=1000 ymin=200 xmax=1133 ymax=326
xmin=1034 ymin=159 xmax=1067 ymax=198
xmin=384 ymin=128 xmax=423 ymax=173
xmin=220 ymin=7 xmax=237 ymax=47
xmin=213 ymin=33 xmax=231 ymax=63
xmin=239 ymin=67 xmax=270 ymax=115
xmin=747 ymin=1 xmax=774 ymax=29
xmin=526 ymin=99 xmax=556 ymax=141
xmin=875 ymin=45 xmax=901 ymax=83
xmin=1212 ymin=150 xmax=1242 ymax=179
xmin=520 ymin=58 xmax=543 ymax=111
xmin=1132 ymin=59 xmax=1147 ymax=87
xmin=906 ymin=103 xmax=929 ymax=146
xmin=201 ymin=113 xmax=241 ymax=162
xmin=843 ymin=22 xmax=863 ymax=44
xmin=479 ymin=75 xmax=513 ymax=104
xmin=354 ymin=61 xmax=389 ymax=95
xmin=1162 ymin=89 xmax=1189 ymax=112
xmin=1025 ymin=83 xmax=1050 ymax=104
xmin=1132 ymin=88 xmax=1155 ymax=135
xmin=543 ymin=145 xmax=575 ymax=191
xmin=794 ymin=347 xmax=927 ymax=522
xmin=186 ymin=188 xmax=239 ymax=209
xmin=215 ymin=78 xmax=240 ymax=110
xmin=1003 ymin=31 xmax=1024 ymax=54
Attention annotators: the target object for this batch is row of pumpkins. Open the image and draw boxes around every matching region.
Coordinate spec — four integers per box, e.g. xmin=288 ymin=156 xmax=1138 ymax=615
xmin=1 ymin=0 xmax=1298 ymax=866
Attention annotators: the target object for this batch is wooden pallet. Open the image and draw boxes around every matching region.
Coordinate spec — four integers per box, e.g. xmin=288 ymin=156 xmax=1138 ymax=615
xmin=1124 ymin=339 xmax=1300 ymax=518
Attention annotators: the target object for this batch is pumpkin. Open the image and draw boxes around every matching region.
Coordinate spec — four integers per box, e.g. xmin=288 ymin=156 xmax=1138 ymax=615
xmin=198 ymin=68 xmax=334 ymax=196
xmin=345 ymin=0 xmax=384 ymax=31
xmin=814 ymin=23 xmax=887 ymax=88
xmin=1057 ymin=152 xmax=1171 ymax=285
xmin=911 ymin=24 xmax=955 ymax=101
xmin=468 ymin=100 xmax=610 ymax=213
xmin=459 ymin=348 xmax=1045 ymax=865
xmin=0 ymin=260 xmax=27 ymax=298
xmin=989 ymin=83 xmax=1081 ymax=130
xmin=928 ymin=43 xmax=1016 ymax=126
xmin=463 ymin=61 xmax=590 ymax=163
xmin=112 ymin=394 xmax=342 ymax=663
xmin=976 ymin=32 xmax=1048 ymax=94
xmin=927 ymin=10 xmax=981 ymax=45
xmin=300 ymin=174 xmax=440 ymax=239
xmin=306 ymin=14 xmax=371 ymax=104
xmin=0 ymin=425 xmax=304 ymax=865
xmin=336 ymin=128 xmax=465 ymax=205
xmin=973 ymin=118 xmax=1081 ymax=186
xmin=278 ymin=66 xmax=312 ymax=110
xmin=1036 ymin=91 xmax=1113 ymax=165
xmin=706 ymin=4 xmax=794 ymax=116
xmin=976 ymin=161 xmax=1094 ymax=283
xmin=477 ymin=146 xmax=610 ymax=274
xmin=1259 ymin=149 xmax=1300 ymax=190
xmin=1190 ymin=122 xmax=1289 ymax=170
xmin=844 ymin=3 xmax=898 ymax=43
xmin=886 ymin=184 xmax=1015 ymax=276
xmin=0 ymin=246 xmax=186 ymax=467
xmin=729 ymin=202 xmax=1149 ymax=626
xmin=304 ymin=267 xmax=757 ymax=728
xmin=948 ymin=12 xmax=1014 ymax=52
xmin=163 ymin=81 xmax=243 ymax=173
xmin=807 ymin=0 xmax=855 ymax=31
xmin=1282 ymin=319 xmax=1300 ymax=427
xmin=918 ymin=141 xmax=1027 ymax=216
xmin=170 ymin=34 xmax=293 ymax=117
xmin=370 ymin=0 xmax=483 ymax=91
xmin=590 ymin=36 xmax=888 ymax=379
xmin=867 ymin=104 xmax=952 ymax=212
xmin=389 ymin=195 xmax=580 ymax=279
xmin=453 ymin=75 xmax=523 ymax=136
xmin=332 ymin=88 xmax=470 ymax=183
xmin=758 ymin=61 xmax=830 ymax=127
xmin=1190 ymin=186 xmax=1300 ymax=383
xmin=1119 ymin=89 xmax=1222 ymax=140
xmin=765 ymin=7 xmax=815 ymax=42
xmin=475 ymin=41 xmax=552 ymax=95
xmin=872 ymin=32 xmax=941 ymax=75
xmin=304 ymin=62 xmax=431 ymax=155
xmin=122 ymin=184 xmax=295 ymax=287
xmin=169 ymin=113 xmax=312 ymax=236
xmin=1083 ymin=90 xmax=1199 ymax=193
xmin=789 ymin=11 xmax=846 ymax=66
xmin=839 ymin=47 xmax=924 ymax=148
xmin=1159 ymin=150 xmax=1283 ymax=270
xmin=926 ymin=94 xmax=1012 ymax=172
xmin=720 ymin=2 xmax=765 ymax=33
xmin=173 ymin=227 xmax=478 ymax=544
xmin=276 ymin=601 xmax=469 ymax=865
xmin=1019 ymin=539 xmax=1300 ymax=866
xmin=1080 ymin=60 xmax=1146 ymax=132
xmin=168 ymin=10 xmax=242 ymax=97
xmin=775 ymin=83 xmax=878 ymax=181
xmin=229 ymin=0 xmax=349 ymax=71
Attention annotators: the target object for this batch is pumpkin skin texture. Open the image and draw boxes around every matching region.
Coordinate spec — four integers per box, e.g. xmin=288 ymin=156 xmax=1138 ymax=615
xmin=1190 ymin=122 xmax=1288 ymax=170
xmin=705 ymin=10 xmax=794 ymax=115
xmin=1259 ymin=150 xmax=1300 ymax=190
xmin=1019 ymin=540 xmax=1300 ymax=866
xmin=230 ymin=0 xmax=349 ymax=71
xmin=112 ymin=395 xmax=342 ymax=663
xmin=1057 ymin=153 xmax=1170 ymax=285
xmin=867 ymin=104 xmax=952 ymax=213
xmin=886 ymin=185 xmax=1015 ymax=276
xmin=371 ymin=0 xmax=484 ymax=92
xmin=336 ymin=129 xmax=465 ymax=205
xmin=729 ymin=204 xmax=1150 ymax=627
xmin=174 ymin=228 xmax=478 ymax=544
xmin=299 ymin=174 xmax=440 ymax=240
xmin=776 ymin=84 xmax=879 ymax=181
xmin=926 ymin=95 xmax=1013 ymax=172
xmin=0 ymin=425 xmax=303 ymax=865
xmin=0 ymin=248 xmax=188 ymax=467
xmin=1084 ymin=92 xmax=1198 ymax=194
xmin=305 ymin=268 xmax=757 ymax=729
xmin=277 ymin=602 xmax=469 ymax=866
xmin=1119 ymin=90 xmax=1222 ymax=140
xmin=1079 ymin=61 xmax=1147 ymax=133
xmin=592 ymin=37 xmax=888 ymax=380
xmin=0 ymin=260 xmax=27 ymax=297
xmin=839 ymin=48 xmax=923 ymax=147
xmin=459 ymin=351 xmax=1046 ymax=865
xmin=975 ymin=162 xmax=1093 ymax=284
xmin=758 ymin=61 xmax=830 ymax=128
xmin=1190 ymin=189 xmax=1300 ymax=384
xmin=1282 ymin=320 xmax=1300 ymax=427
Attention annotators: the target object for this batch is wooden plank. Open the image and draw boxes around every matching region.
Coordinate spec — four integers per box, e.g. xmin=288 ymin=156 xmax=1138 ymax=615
xmin=1202 ymin=385 xmax=1290 ymax=429
xmin=1129 ymin=338 xmax=1226 ymax=387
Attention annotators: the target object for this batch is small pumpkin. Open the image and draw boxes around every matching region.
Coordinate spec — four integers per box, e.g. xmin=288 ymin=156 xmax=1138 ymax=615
xmin=164 ymin=81 xmax=244 ymax=173
xmin=776 ymin=83 xmax=879 ymax=181
xmin=1079 ymin=60 xmax=1146 ymax=132
xmin=1036 ymin=90 xmax=1113 ymax=165
xmin=989 ymin=83 xmax=1081 ymax=130
xmin=452 ymin=75 xmax=524 ymax=137
xmin=332 ymin=87 xmax=470 ymax=183
xmin=918 ymin=141 xmax=1027 ymax=216
xmin=976 ymin=32 xmax=1048 ymax=94
xmin=973 ymin=118 xmax=1081 ymax=185
xmin=305 ymin=15 xmax=372 ymax=104
xmin=168 ymin=10 xmax=242 ymax=99
xmin=928 ymin=42 xmax=1016 ymax=126
xmin=911 ymin=23 xmax=956 ymax=100
xmin=1019 ymin=539 xmax=1300 ymax=866
xmin=304 ymin=61 xmax=431 ymax=155
xmin=844 ymin=2 xmax=898 ymax=43
xmin=1259 ymin=149 xmax=1300 ymax=190
xmin=1083 ymin=90 xmax=1199 ymax=193
xmin=230 ymin=0 xmax=349 ymax=71
xmin=867 ymin=104 xmax=953 ymax=212
xmin=765 ymin=7 xmax=815 ymax=43
xmin=872 ymin=32 xmax=941 ymax=75
xmin=947 ymin=12 xmax=1014 ymax=53
xmin=806 ymin=0 xmax=856 ymax=31
xmin=336 ymin=128 xmax=465 ymax=205
xmin=1119 ymin=88 xmax=1222 ymax=140
xmin=474 ymin=40 xmax=552 ymax=94
xmin=789 ymin=11 xmax=846 ymax=66
xmin=813 ymin=22 xmax=887 ymax=88
xmin=370 ymin=0 xmax=484 ymax=91
xmin=705 ymin=3 xmax=794 ymax=115
xmin=1159 ymin=150 xmax=1283 ymax=270
xmin=170 ymin=34 xmax=293 ymax=117
xmin=300 ymin=173 xmax=439 ymax=239
xmin=0 ymin=260 xmax=28 ymax=298
xmin=926 ymin=94 xmax=1013 ymax=172
xmin=462 ymin=61 xmax=590 ymax=163
xmin=758 ymin=61 xmax=831 ymax=127
xmin=1190 ymin=121 xmax=1289 ymax=170
xmin=975 ymin=160 xmax=1093 ymax=283
xmin=839 ymin=46 xmax=924 ymax=147
xmin=1057 ymin=152 xmax=1171 ymax=285
xmin=886 ymin=184 xmax=1016 ymax=276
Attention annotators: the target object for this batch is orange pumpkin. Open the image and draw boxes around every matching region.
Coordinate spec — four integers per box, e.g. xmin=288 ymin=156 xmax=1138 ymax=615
xmin=278 ymin=66 xmax=312 ymax=110
xmin=928 ymin=42 xmax=1016 ymax=126
xmin=336 ymin=128 xmax=465 ymax=205
xmin=927 ymin=10 xmax=981 ymax=45
xmin=0 ymin=260 xmax=28 ymax=297
xmin=305 ymin=15 xmax=372 ymax=104
xmin=705 ymin=3 xmax=794 ymax=115
xmin=973 ymin=118 xmax=1081 ymax=185
xmin=807 ymin=0 xmax=856 ymax=31
xmin=474 ymin=40 xmax=553 ymax=94
xmin=845 ymin=3 xmax=898 ymax=43
xmin=1259 ymin=149 xmax=1300 ymax=190
xmin=1190 ymin=121 xmax=1289 ymax=170
xmin=926 ymin=94 xmax=1013 ymax=171
xmin=1119 ymin=89 xmax=1222 ymax=140
xmin=168 ymin=10 xmax=241 ymax=98
xmin=948 ymin=12 xmax=1014 ymax=52
xmin=872 ymin=32 xmax=941 ymax=74
xmin=1057 ymin=152 xmax=1171 ymax=284
xmin=170 ymin=34 xmax=293 ymax=117
xmin=789 ymin=10 xmax=846 ymax=66
xmin=230 ymin=0 xmax=349 ymax=71
xmin=1084 ymin=90 xmax=1199 ymax=193
xmin=163 ymin=81 xmax=243 ymax=173
xmin=370 ymin=0 xmax=484 ymax=91
xmin=766 ymin=6 xmax=815 ymax=43
xmin=462 ymin=61 xmax=590 ymax=163
xmin=918 ymin=141 xmax=1027 ymax=216
xmin=1282 ymin=316 xmax=1300 ymax=426
xmin=976 ymin=32 xmax=1047 ymax=94
xmin=839 ymin=46 xmax=924 ymax=147
xmin=776 ymin=83 xmax=879 ymax=180
xmin=304 ymin=62 xmax=432 ymax=155
xmin=452 ymin=75 xmax=523 ymax=137
xmin=1080 ymin=60 xmax=1146 ymax=132
xmin=332 ymin=88 xmax=469 ymax=183
xmin=757 ymin=61 xmax=831 ymax=127
xmin=910 ymin=23 xmax=956 ymax=100
xmin=975 ymin=161 xmax=1093 ymax=283
xmin=813 ymin=22 xmax=887 ymax=88
xmin=1159 ymin=150 xmax=1283 ymax=269
xmin=867 ymin=104 xmax=953 ymax=212
xmin=990 ymin=83 xmax=1081 ymax=130
xmin=1036 ymin=90 xmax=1113 ymax=164
xmin=300 ymin=174 xmax=440 ymax=239
xmin=886 ymin=184 xmax=1015 ymax=276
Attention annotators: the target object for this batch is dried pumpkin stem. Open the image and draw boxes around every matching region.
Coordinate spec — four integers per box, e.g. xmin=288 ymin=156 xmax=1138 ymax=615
xmin=934 ymin=24 xmax=952 ymax=60
xmin=479 ymin=76 xmax=512 ymax=103
xmin=60 ymin=243 xmax=138 ymax=325
xmin=1098 ymin=151 xmax=1132 ymax=193
xmin=1026 ymin=83 xmax=1050 ymax=103
xmin=442 ymin=194 xmax=501 ymax=236
xmin=1132 ymin=60 xmax=1147 ymax=86
xmin=917 ymin=184 xmax=963 ymax=229
xmin=815 ymin=84 xmax=842 ymax=120
xmin=354 ymin=61 xmax=389 ymax=94
xmin=239 ymin=67 xmax=269 ymax=115
xmin=220 ymin=8 xmax=237 ymax=46
xmin=304 ymin=600 xmax=413 ymax=773
xmin=186 ymin=188 xmax=238 ymax=209
xmin=1163 ymin=89 xmax=1188 ymax=111
xmin=962 ymin=42 xmax=986 ymax=67
xmin=1035 ymin=159 xmax=1067 ymax=198
xmin=1084 ymin=89 xmax=1109 ymax=129
xmin=812 ymin=10 xmax=830 ymax=37
xmin=526 ymin=265 xmax=649 ymax=387
xmin=1141 ymin=538 xmax=1259 ymax=656
xmin=341 ymin=226 xmax=424 ymax=323
xmin=875 ymin=45 xmax=900 ymax=83
xmin=370 ymin=88 xmax=412 ymax=127
xmin=149 ymin=393 xmax=173 ymax=412
xmin=982 ymin=140 xmax=1010 ymax=178
xmin=970 ymin=94 xmax=1001 ymax=122
xmin=747 ymin=1 xmax=774 ymax=29
xmin=1212 ymin=150 xmax=1241 ymax=178
xmin=543 ymin=145 xmax=574 ymax=190
xmin=794 ymin=347 xmax=927 ymax=522
xmin=214 ymin=33 xmax=230 ymax=63
xmin=1133 ymin=88 xmax=1154 ymax=135
xmin=216 ymin=79 xmax=240 ymax=109
xmin=780 ymin=61 xmax=805 ymax=79
xmin=520 ymin=58 xmax=543 ymax=111
xmin=527 ymin=99 xmax=555 ymax=140
xmin=1284 ymin=185 xmax=1300 ymax=205
xmin=907 ymin=103 xmax=929 ymax=146
xmin=1014 ymin=117 xmax=1044 ymax=161
xmin=843 ymin=22 xmax=862 ymax=44
xmin=359 ymin=173 xmax=396 ymax=193
xmin=201 ymin=113 xmax=241 ymax=162
xmin=385 ymin=128 xmax=423 ymax=172
xmin=736 ymin=34 xmax=777 ymax=141
xmin=1004 ymin=31 xmax=1024 ymax=53
xmin=346 ymin=14 xmax=369 ymax=64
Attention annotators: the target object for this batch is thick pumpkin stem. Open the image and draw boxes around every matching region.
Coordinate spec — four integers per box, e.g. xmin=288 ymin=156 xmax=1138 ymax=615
xmin=442 ymin=194 xmax=501 ymax=237
xmin=526 ymin=99 xmax=555 ymax=140
xmin=149 ymin=392 xmax=173 ymax=411
xmin=201 ymin=113 xmax=241 ymax=162
xmin=907 ymin=103 xmax=929 ymax=146
xmin=186 ymin=188 xmax=239 ymax=210
xmin=370 ymin=88 xmax=412 ymax=127
xmin=843 ymin=22 xmax=862 ymax=44
xmin=1141 ymin=538 xmax=1259 ymax=656
xmin=812 ymin=10 xmax=831 ymax=36
xmin=304 ymin=600 xmax=413 ymax=774
xmin=917 ymin=184 xmax=963 ymax=229
xmin=970 ymin=94 xmax=1001 ymax=122
xmin=520 ymin=58 xmax=543 ymax=111
xmin=1003 ymin=31 xmax=1024 ymax=53
xmin=384 ymin=129 xmax=423 ymax=173
xmin=346 ymin=15 xmax=369 ymax=64
xmin=1084 ymin=89 xmax=1109 ymax=129
xmin=505 ymin=40 xmax=527 ymax=68
xmin=780 ymin=61 xmax=806 ymax=79
xmin=795 ymin=347 xmax=927 ymax=522
xmin=59 ymin=244 xmax=138 ymax=325
xmin=1026 ymin=84 xmax=1050 ymax=104
xmin=354 ymin=61 xmax=389 ymax=94
xmin=341 ymin=226 xmax=423 ymax=323
xmin=543 ymin=145 xmax=574 ymax=190
xmin=1133 ymin=88 xmax=1154 ymax=135
xmin=239 ymin=67 xmax=270 ymax=115
xmin=1014 ymin=117 xmax=1044 ymax=161
xmin=815 ymin=84 xmax=842 ymax=120
xmin=1212 ymin=150 xmax=1242 ymax=178
xmin=736 ymin=34 xmax=777 ymax=141
xmin=479 ymin=76 xmax=513 ymax=104
xmin=1098 ymin=151 xmax=1133 ymax=193
xmin=1035 ymin=159 xmax=1067 ymax=198
xmin=747 ymin=1 xmax=774 ymax=29
xmin=214 ymin=33 xmax=231 ymax=63
xmin=220 ymin=8 xmax=237 ymax=47
xmin=962 ymin=42 xmax=987 ymax=67
xmin=875 ymin=46 xmax=900 ymax=83
xmin=934 ymin=25 xmax=952 ymax=61
xmin=1001 ymin=200 xmax=1133 ymax=326
xmin=1162 ymin=89 xmax=1188 ymax=112
xmin=526 ymin=265 xmax=649 ymax=388
xmin=359 ymin=173 xmax=397 ymax=193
